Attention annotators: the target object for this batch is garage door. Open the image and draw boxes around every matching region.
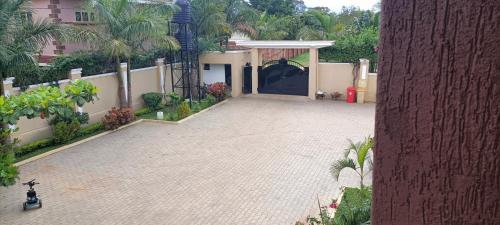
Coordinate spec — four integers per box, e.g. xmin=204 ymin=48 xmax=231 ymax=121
xmin=258 ymin=58 xmax=309 ymax=96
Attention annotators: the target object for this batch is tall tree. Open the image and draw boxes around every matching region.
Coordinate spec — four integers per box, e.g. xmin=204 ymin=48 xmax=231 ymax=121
xmin=373 ymin=1 xmax=500 ymax=224
xmin=0 ymin=0 xmax=63 ymax=94
xmin=249 ymin=0 xmax=304 ymax=16
xmin=74 ymin=0 xmax=178 ymax=108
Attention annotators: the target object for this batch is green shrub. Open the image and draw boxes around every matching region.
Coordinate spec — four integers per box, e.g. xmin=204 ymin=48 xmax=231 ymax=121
xmin=50 ymin=112 xmax=89 ymax=126
xmin=332 ymin=187 xmax=372 ymax=225
xmin=77 ymin=123 xmax=105 ymax=137
xmin=53 ymin=119 xmax=81 ymax=144
xmin=191 ymin=103 xmax=201 ymax=113
xmin=142 ymin=92 xmax=163 ymax=110
xmin=168 ymin=92 xmax=181 ymax=108
xmin=15 ymin=138 xmax=54 ymax=157
xmin=176 ymin=101 xmax=191 ymax=119
xmin=134 ymin=108 xmax=151 ymax=117
xmin=206 ymin=94 xmax=217 ymax=105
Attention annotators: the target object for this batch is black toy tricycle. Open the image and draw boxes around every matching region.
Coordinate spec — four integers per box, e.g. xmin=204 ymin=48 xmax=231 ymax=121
xmin=22 ymin=179 xmax=42 ymax=211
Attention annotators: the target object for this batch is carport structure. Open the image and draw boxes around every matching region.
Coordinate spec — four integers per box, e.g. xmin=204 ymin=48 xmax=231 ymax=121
xmin=236 ymin=40 xmax=334 ymax=100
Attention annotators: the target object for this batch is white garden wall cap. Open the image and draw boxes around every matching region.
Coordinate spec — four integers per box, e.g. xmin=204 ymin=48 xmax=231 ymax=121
xmin=235 ymin=40 xmax=335 ymax=49
xmin=71 ymin=68 xmax=83 ymax=74
xmin=3 ymin=77 xmax=15 ymax=84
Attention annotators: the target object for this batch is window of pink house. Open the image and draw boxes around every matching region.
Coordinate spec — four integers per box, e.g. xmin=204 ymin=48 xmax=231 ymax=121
xmin=75 ymin=11 xmax=95 ymax=22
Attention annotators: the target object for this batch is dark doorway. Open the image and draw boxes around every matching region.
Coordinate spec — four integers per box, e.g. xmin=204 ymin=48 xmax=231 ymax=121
xmin=243 ymin=64 xmax=252 ymax=94
xmin=224 ymin=64 xmax=232 ymax=87
xmin=258 ymin=58 xmax=309 ymax=96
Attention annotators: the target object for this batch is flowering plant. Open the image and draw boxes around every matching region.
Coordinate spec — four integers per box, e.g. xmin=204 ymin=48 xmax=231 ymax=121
xmin=207 ymin=82 xmax=228 ymax=102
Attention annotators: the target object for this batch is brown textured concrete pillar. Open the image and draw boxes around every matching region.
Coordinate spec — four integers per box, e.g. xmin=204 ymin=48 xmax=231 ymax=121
xmin=373 ymin=1 xmax=500 ymax=225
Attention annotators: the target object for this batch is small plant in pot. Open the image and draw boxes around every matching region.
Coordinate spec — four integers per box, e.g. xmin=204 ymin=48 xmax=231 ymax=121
xmin=331 ymin=92 xmax=343 ymax=101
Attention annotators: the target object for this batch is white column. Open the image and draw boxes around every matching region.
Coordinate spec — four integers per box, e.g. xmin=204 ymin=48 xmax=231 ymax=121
xmin=156 ymin=58 xmax=166 ymax=94
xmin=69 ymin=68 xmax=82 ymax=81
xmin=120 ymin=62 xmax=128 ymax=103
xmin=251 ymin=48 xmax=259 ymax=94
xmin=3 ymin=77 xmax=16 ymax=130
xmin=308 ymin=48 xmax=319 ymax=100
xmin=357 ymin=59 xmax=369 ymax=104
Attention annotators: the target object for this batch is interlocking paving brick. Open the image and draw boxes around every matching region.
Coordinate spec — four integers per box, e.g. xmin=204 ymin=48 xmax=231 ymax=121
xmin=0 ymin=97 xmax=374 ymax=225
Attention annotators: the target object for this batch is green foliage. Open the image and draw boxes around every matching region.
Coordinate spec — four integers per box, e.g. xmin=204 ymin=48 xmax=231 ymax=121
xmin=0 ymin=129 xmax=18 ymax=186
xmin=53 ymin=119 xmax=81 ymax=144
xmin=176 ymin=101 xmax=191 ymax=119
xmin=77 ymin=122 xmax=104 ymax=137
xmin=320 ymin=28 xmax=379 ymax=64
xmin=332 ymin=188 xmax=372 ymax=225
xmin=206 ymin=94 xmax=217 ymax=105
xmin=134 ymin=108 xmax=151 ymax=117
xmin=142 ymin=92 xmax=163 ymax=110
xmin=304 ymin=187 xmax=372 ymax=225
xmin=15 ymin=138 xmax=54 ymax=157
xmin=0 ymin=0 xmax=64 ymax=85
xmin=168 ymin=92 xmax=181 ymax=108
xmin=330 ymin=136 xmax=374 ymax=188
xmin=65 ymin=80 xmax=99 ymax=106
xmin=249 ymin=0 xmax=305 ymax=16
xmin=0 ymin=81 xmax=97 ymax=187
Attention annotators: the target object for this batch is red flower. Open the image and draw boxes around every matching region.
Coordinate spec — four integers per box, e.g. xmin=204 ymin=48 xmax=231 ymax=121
xmin=329 ymin=203 xmax=337 ymax=209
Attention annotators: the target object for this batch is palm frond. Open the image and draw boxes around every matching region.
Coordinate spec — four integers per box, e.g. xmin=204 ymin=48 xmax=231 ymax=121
xmin=330 ymin=158 xmax=357 ymax=181
xmin=357 ymin=136 xmax=373 ymax=170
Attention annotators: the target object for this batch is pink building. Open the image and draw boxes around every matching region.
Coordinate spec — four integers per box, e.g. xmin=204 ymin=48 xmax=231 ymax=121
xmin=32 ymin=0 xmax=90 ymax=62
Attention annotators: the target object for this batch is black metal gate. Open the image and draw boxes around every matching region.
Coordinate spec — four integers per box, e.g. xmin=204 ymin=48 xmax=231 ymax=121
xmin=258 ymin=58 xmax=309 ymax=96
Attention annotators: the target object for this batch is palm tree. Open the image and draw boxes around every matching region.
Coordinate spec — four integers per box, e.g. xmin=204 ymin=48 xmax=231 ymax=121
xmin=0 ymin=0 xmax=64 ymax=95
xmin=331 ymin=137 xmax=374 ymax=188
xmin=72 ymin=0 xmax=178 ymax=108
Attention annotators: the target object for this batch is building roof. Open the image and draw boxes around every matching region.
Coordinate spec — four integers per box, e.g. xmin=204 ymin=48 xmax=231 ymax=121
xmin=235 ymin=40 xmax=335 ymax=49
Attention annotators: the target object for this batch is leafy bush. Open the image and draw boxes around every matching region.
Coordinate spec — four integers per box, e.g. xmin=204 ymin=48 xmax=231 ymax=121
xmin=15 ymin=138 xmax=54 ymax=157
xmin=207 ymin=82 xmax=228 ymax=101
xmin=332 ymin=188 xmax=372 ymax=225
xmin=0 ymin=129 xmax=19 ymax=186
xmin=65 ymin=80 xmax=99 ymax=107
xmin=102 ymin=107 xmax=136 ymax=130
xmin=176 ymin=101 xmax=191 ymax=119
xmin=53 ymin=119 xmax=81 ymax=144
xmin=303 ymin=187 xmax=372 ymax=225
xmin=50 ymin=112 xmax=89 ymax=126
xmin=142 ymin=92 xmax=163 ymax=110
xmin=168 ymin=92 xmax=181 ymax=108
xmin=206 ymin=94 xmax=217 ymax=105
xmin=77 ymin=123 xmax=105 ymax=137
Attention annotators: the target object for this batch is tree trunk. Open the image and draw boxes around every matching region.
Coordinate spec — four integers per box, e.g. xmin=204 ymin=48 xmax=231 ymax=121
xmin=373 ymin=1 xmax=500 ymax=225
xmin=115 ymin=57 xmax=127 ymax=108
xmin=126 ymin=58 xmax=133 ymax=108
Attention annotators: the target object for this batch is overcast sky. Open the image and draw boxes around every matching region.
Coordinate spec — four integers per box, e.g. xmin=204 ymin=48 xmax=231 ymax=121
xmin=303 ymin=0 xmax=379 ymax=12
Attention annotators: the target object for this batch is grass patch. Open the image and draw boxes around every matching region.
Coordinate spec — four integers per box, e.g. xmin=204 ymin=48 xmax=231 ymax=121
xmin=332 ymin=187 xmax=372 ymax=224
xmin=137 ymin=99 xmax=219 ymax=121
xmin=291 ymin=52 xmax=310 ymax=66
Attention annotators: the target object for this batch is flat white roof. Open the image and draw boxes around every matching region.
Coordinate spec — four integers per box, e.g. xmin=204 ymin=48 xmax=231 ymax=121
xmin=235 ymin=40 xmax=334 ymax=49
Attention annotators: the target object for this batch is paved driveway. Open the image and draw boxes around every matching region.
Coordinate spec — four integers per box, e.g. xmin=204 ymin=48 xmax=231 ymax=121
xmin=0 ymin=96 xmax=375 ymax=225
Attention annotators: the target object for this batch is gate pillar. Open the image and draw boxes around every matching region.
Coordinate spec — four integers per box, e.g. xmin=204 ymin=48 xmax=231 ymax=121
xmin=308 ymin=48 xmax=319 ymax=100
